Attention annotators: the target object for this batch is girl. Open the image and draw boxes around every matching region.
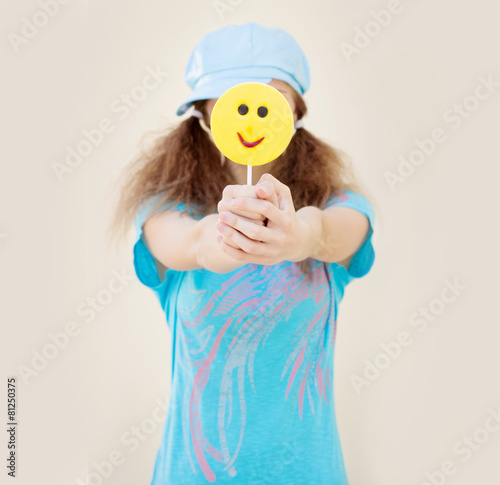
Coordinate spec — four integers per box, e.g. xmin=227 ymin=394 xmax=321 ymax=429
xmin=110 ymin=22 xmax=376 ymax=485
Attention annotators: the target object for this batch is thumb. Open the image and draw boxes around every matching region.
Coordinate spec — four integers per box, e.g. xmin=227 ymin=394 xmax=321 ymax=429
xmin=255 ymin=180 xmax=278 ymax=207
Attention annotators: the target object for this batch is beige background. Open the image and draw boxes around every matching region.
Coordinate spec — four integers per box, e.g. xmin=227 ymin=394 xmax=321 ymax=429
xmin=2 ymin=0 xmax=499 ymax=484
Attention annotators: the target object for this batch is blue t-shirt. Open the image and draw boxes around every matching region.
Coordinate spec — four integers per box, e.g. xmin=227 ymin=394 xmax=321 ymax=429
xmin=133 ymin=189 xmax=375 ymax=485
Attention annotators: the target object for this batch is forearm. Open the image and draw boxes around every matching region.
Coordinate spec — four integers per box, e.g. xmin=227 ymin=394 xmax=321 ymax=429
xmin=288 ymin=206 xmax=324 ymax=262
xmin=293 ymin=205 xmax=370 ymax=263
xmin=194 ymin=214 xmax=247 ymax=273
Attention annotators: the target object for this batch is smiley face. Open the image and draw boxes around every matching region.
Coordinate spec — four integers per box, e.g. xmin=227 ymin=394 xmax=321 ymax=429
xmin=210 ymin=82 xmax=294 ymax=166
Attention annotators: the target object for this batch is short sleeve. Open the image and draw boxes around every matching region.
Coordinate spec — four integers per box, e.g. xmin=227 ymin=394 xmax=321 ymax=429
xmin=324 ymin=189 xmax=376 ymax=279
xmin=133 ymin=195 xmax=199 ymax=291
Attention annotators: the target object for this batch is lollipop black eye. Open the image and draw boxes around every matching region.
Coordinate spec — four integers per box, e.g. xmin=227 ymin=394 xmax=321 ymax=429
xmin=238 ymin=104 xmax=249 ymax=115
xmin=257 ymin=106 xmax=268 ymax=118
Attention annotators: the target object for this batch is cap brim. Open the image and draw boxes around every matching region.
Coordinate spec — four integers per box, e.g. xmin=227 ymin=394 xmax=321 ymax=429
xmin=176 ymin=76 xmax=273 ymax=116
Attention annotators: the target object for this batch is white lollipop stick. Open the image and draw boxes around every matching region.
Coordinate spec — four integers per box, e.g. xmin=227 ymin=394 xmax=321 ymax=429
xmin=247 ymin=164 xmax=252 ymax=186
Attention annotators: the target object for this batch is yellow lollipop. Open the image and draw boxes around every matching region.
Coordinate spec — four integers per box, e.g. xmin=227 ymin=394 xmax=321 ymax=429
xmin=211 ymin=82 xmax=294 ymax=185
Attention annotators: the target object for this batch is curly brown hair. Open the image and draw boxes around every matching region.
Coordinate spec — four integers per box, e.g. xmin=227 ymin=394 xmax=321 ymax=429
xmin=106 ymin=85 xmax=369 ymax=275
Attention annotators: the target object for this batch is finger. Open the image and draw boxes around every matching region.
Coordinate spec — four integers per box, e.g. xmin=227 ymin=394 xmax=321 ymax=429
xmin=217 ymin=231 xmax=240 ymax=249
xmin=218 ymin=197 xmax=266 ymax=221
xmin=256 ymin=173 xmax=294 ymax=211
xmin=216 ymin=221 xmax=243 ymax=250
xmin=255 ymin=180 xmax=279 ymax=207
xmin=219 ymin=184 xmax=266 ymax=221
xmin=217 ymin=214 xmax=265 ymax=248
xmin=230 ymin=196 xmax=287 ymax=227
xmin=218 ymin=213 xmax=272 ymax=243
xmin=217 ymin=237 xmax=250 ymax=261
xmin=216 ymin=222 xmax=268 ymax=255
xmin=219 ymin=212 xmax=265 ymax=228
xmin=217 ymin=237 xmax=275 ymax=266
xmin=222 ymin=184 xmax=258 ymax=200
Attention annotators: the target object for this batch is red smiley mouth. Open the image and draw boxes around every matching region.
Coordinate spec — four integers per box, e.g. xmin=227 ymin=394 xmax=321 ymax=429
xmin=237 ymin=132 xmax=265 ymax=148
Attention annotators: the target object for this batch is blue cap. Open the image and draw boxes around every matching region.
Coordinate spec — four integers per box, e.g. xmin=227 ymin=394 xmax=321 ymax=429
xmin=176 ymin=22 xmax=310 ymax=116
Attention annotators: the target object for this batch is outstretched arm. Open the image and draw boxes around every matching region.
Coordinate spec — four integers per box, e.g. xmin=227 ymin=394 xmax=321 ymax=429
xmin=215 ymin=173 xmax=370 ymax=269
xmin=142 ymin=210 xmax=247 ymax=274
xmin=141 ymin=184 xmax=277 ymax=275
